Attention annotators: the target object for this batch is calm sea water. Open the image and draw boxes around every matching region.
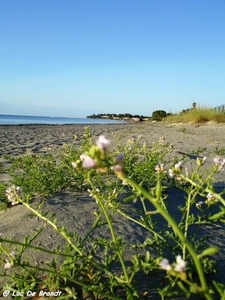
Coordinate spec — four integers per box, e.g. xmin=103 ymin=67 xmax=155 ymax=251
xmin=0 ymin=114 xmax=126 ymax=125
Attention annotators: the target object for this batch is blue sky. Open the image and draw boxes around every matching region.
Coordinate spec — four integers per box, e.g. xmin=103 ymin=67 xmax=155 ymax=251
xmin=0 ymin=1 xmax=225 ymax=117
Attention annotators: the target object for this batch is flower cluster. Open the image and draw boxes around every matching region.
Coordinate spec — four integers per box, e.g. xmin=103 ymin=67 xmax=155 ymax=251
xmin=159 ymin=255 xmax=187 ymax=274
xmin=5 ymin=185 xmax=22 ymax=206
xmin=72 ymin=135 xmax=124 ymax=176
xmin=160 ymin=155 xmax=225 ymax=182
xmin=196 ymin=192 xmax=217 ymax=209
xmin=196 ymin=156 xmax=207 ymax=166
xmin=155 ymin=160 xmax=185 ymax=178
xmin=72 ymin=135 xmax=111 ymax=171
xmin=166 ymin=161 xmax=183 ymax=181
xmin=87 ymin=188 xmax=101 ymax=204
xmin=213 ymin=157 xmax=225 ymax=171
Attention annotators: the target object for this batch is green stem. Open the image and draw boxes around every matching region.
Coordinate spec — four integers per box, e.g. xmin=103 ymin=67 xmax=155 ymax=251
xmin=21 ymin=197 xmax=83 ymax=256
xmin=183 ymin=174 xmax=225 ymax=206
xmin=183 ymin=191 xmax=192 ymax=260
xmin=0 ymin=239 xmax=73 ymax=258
xmin=120 ymin=175 xmax=212 ymax=299
xmin=109 ymin=204 xmax=164 ymax=241
xmin=87 ymin=174 xmax=129 ymax=283
xmin=15 ymin=263 xmax=125 ymax=300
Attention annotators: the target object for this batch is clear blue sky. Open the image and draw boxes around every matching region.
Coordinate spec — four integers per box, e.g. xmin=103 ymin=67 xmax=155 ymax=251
xmin=1 ymin=1 xmax=225 ymax=118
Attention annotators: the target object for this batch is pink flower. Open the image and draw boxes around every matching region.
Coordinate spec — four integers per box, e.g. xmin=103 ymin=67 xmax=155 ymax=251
xmin=80 ymin=154 xmax=96 ymax=169
xmin=213 ymin=157 xmax=225 ymax=171
xmin=159 ymin=258 xmax=172 ymax=271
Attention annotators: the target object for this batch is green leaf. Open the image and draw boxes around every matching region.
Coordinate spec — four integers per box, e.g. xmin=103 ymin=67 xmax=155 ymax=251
xmin=198 ymin=247 xmax=219 ymax=258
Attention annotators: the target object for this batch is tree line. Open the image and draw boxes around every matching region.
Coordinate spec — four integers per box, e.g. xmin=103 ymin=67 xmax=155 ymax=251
xmin=86 ymin=113 xmax=149 ymax=120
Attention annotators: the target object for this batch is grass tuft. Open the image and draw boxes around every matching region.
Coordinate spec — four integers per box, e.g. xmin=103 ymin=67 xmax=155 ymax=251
xmin=165 ymin=107 xmax=225 ymax=124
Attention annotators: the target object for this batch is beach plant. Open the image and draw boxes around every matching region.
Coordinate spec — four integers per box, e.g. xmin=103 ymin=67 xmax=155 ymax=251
xmin=214 ymin=146 xmax=225 ymax=156
xmin=165 ymin=107 xmax=225 ymax=124
xmin=0 ymin=129 xmax=225 ymax=299
xmin=5 ymin=152 xmax=84 ymax=196
xmin=0 ymin=183 xmax=8 ymax=210
xmin=112 ymin=134 xmax=173 ymax=190
xmin=177 ymin=127 xmax=194 ymax=134
xmin=2 ymin=128 xmax=94 ymax=199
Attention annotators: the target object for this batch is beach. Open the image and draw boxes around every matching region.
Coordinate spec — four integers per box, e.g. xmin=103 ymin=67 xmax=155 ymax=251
xmin=0 ymin=121 xmax=225 ymax=299
xmin=1 ymin=121 xmax=225 ymax=183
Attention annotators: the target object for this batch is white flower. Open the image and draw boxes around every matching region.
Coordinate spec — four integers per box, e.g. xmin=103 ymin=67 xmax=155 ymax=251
xmin=155 ymin=164 xmax=164 ymax=173
xmin=110 ymin=164 xmax=123 ymax=174
xmin=96 ymin=135 xmax=110 ymax=150
xmin=174 ymin=161 xmax=183 ymax=170
xmin=16 ymin=186 xmax=22 ymax=196
xmin=213 ymin=157 xmax=220 ymax=165
xmin=4 ymin=252 xmax=16 ymax=270
xmin=174 ymin=255 xmax=187 ymax=272
xmin=196 ymin=201 xmax=204 ymax=208
xmin=4 ymin=259 xmax=12 ymax=269
xmin=206 ymin=193 xmax=215 ymax=203
xmin=71 ymin=162 xmax=78 ymax=168
xmin=5 ymin=185 xmax=22 ymax=206
xmin=159 ymin=258 xmax=172 ymax=271
xmin=10 ymin=251 xmax=16 ymax=258
xmin=159 ymin=136 xmax=165 ymax=143
xmin=196 ymin=156 xmax=207 ymax=166
xmin=168 ymin=169 xmax=175 ymax=178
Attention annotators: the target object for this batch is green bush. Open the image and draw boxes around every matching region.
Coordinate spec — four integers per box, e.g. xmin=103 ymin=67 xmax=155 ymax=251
xmin=152 ymin=110 xmax=167 ymax=121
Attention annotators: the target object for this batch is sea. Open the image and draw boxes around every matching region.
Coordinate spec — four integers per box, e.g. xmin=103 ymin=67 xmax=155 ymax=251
xmin=0 ymin=114 xmax=126 ymax=125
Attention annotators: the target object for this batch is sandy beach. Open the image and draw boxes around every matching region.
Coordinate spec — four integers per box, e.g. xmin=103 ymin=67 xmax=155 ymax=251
xmin=0 ymin=121 xmax=225 ymax=299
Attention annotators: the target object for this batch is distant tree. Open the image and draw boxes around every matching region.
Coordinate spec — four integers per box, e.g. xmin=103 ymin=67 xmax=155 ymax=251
xmin=124 ymin=113 xmax=132 ymax=119
xmin=152 ymin=110 xmax=167 ymax=121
